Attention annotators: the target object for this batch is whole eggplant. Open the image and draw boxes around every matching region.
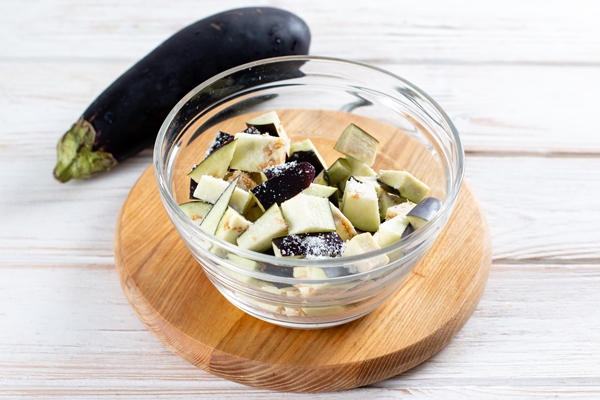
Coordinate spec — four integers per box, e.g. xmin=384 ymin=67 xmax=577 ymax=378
xmin=54 ymin=7 xmax=311 ymax=182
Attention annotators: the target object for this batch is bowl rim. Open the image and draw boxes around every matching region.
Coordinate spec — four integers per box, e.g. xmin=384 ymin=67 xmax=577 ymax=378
xmin=153 ymin=55 xmax=465 ymax=269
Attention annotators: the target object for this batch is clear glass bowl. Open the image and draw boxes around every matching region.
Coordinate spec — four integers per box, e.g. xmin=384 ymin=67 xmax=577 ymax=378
xmin=154 ymin=56 xmax=464 ymax=329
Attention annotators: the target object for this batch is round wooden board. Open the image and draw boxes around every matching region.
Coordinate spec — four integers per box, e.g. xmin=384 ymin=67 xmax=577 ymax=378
xmin=114 ymin=163 xmax=491 ymax=392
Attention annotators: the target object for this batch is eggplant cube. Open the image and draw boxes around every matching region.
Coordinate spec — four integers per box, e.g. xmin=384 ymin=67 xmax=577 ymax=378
xmin=178 ymin=201 xmax=212 ymax=225
xmin=281 ymin=193 xmax=336 ymax=235
xmin=289 ymin=139 xmax=328 ymax=176
xmin=193 ymin=174 xmax=251 ymax=214
xmin=343 ymin=232 xmax=389 ymax=273
xmin=406 ymin=197 xmax=442 ymax=229
xmin=251 ymin=162 xmax=315 ymax=211
xmin=329 ymin=203 xmax=357 ymax=241
xmin=188 ymin=139 xmax=237 ymax=182
xmin=272 ymin=232 xmax=344 ymax=259
xmin=236 ymin=203 xmax=288 ymax=253
xmin=199 ymin=176 xmax=240 ymax=236
xmin=333 ymin=124 xmax=379 ymax=166
xmin=246 ymin=111 xmax=285 ymax=137
xmin=229 ymin=132 xmax=287 ymax=172
xmin=385 ymin=200 xmax=416 ymax=220
xmin=302 ymin=183 xmax=338 ymax=198
xmin=377 ymin=170 xmax=430 ymax=203
xmin=375 ymin=215 xmax=410 ymax=248
xmin=215 ymin=207 xmax=252 ymax=244
xmin=326 ymin=157 xmax=352 ymax=186
xmin=341 ymin=179 xmax=380 ymax=232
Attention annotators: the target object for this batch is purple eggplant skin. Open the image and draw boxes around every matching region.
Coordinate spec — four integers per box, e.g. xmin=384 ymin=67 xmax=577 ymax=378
xmin=272 ymin=232 xmax=344 ymax=258
xmin=288 ymin=150 xmax=326 ymax=176
xmin=53 ymin=7 xmax=311 ymax=182
xmin=406 ymin=197 xmax=442 ymax=229
xmin=251 ymin=162 xmax=315 ymax=210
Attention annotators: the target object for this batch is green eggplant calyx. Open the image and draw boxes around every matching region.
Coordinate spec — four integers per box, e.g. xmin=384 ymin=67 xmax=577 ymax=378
xmin=53 ymin=119 xmax=118 ymax=183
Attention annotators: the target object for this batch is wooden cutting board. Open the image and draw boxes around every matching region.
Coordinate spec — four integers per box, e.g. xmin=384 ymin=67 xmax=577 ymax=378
xmin=114 ymin=110 xmax=491 ymax=392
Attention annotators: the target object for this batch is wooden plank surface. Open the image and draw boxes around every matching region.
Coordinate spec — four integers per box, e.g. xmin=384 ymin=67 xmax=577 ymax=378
xmin=1 ymin=0 xmax=599 ymax=398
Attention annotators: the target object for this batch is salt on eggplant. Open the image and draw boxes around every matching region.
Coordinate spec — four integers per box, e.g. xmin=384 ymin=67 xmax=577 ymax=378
xmin=53 ymin=7 xmax=311 ymax=182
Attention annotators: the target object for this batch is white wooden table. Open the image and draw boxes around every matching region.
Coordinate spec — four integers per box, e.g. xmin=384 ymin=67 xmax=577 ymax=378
xmin=1 ymin=1 xmax=599 ymax=398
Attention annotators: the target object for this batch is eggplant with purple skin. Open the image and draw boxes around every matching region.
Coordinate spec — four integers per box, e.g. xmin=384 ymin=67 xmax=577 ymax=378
xmin=53 ymin=7 xmax=311 ymax=182
xmin=251 ymin=162 xmax=315 ymax=211
xmin=272 ymin=232 xmax=344 ymax=258
xmin=406 ymin=197 xmax=442 ymax=230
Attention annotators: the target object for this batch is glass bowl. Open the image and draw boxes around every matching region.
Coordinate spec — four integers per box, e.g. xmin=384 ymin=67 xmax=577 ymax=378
xmin=154 ymin=56 xmax=464 ymax=329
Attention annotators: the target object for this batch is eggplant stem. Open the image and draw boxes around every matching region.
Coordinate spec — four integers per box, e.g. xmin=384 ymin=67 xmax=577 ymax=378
xmin=53 ymin=119 xmax=117 ymax=183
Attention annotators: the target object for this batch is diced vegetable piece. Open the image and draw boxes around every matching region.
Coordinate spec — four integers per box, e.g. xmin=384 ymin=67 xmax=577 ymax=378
xmin=262 ymin=160 xmax=299 ymax=180
xmin=244 ymin=111 xmax=291 ymax=156
xmin=326 ymin=158 xmax=352 ymax=186
xmin=378 ymin=191 xmax=406 ymax=220
xmin=353 ymin=175 xmax=383 ymax=196
xmin=289 ymin=139 xmax=328 ymax=176
xmin=227 ymin=170 xmax=259 ymax=191
xmin=215 ymin=207 xmax=252 ymax=244
xmin=343 ymin=233 xmax=389 ymax=272
xmin=385 ymin=200 xmax=416 ymax=220
xmin=178 ymin=201 xmax=212 ymax=225
xmin=251 ymin=162 xmax=315 ymax=211
xmin=313 ymin=169 xmax=329 ymax=185
xmin=347 ymin=156 xmax=376 ymax=177
xmin=199 ymin=177 xmax=240 ymax=235
xmin=243 ymin=203 xmax=264 ymax=222
xmin=341 ymin=179 xmax=380 ymax=232
xmin=302 ymin=183 xmax=338 ymax=198
xmin=193 ymin=174 xmax=252 ymax=214
xmin=377 ymin=170 xmax=430 ymax=203
xmin=229 ymin=132 xmax=287 ymax=172
xmin=376 ymin=215 xmax=410 ymax=247
xmin=329 ymin=203 xmax=357 ymax=241
xmin=333 ymin=124 xmax=379 ymax=166
xmin=406 ymin=197 xmax=442 ymax=229
xmin=246 ymin=111 xmax=287 ymax=139
xmin=281 ymin=193 xmax=336 ymax=235
xmin=237 ymin=204 xmax=288 ymax=252
xmin=205 ymin=131 xmax=234 ymax=157
xmin=188 ymin=139 xmax=237 ymax=182
xmin=273 ymin=232 xmax=344 ymax=258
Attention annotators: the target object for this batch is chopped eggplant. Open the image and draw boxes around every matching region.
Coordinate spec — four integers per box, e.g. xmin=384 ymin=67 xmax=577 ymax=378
xmin=289 ymin=139 xmax=328 ymax=176
xmin=188 ymin=139 xmax=237 ymax=182
xmin=236 ymin=203 xmax=288 ymax=252
xmin=343 ymin=233 xmax=389 ymax=272
xmin=229 ymin=132 xmax=287 ymax=172
xmin=333 ymin=124 xmax=379 ymax=166
xmin=302 ymin=183 xmax=338 ymax=198
xmin=178 ymin=201 xmax=213 ymax=225
xmin=215 ymin=207 xmax=252 ymax=244
xmin=193 ymin=174 xmax=252 ymax=214
xmin=205 ymin=131 xmax=235 ymax=156
xmin=377 ymin=170 xmax=430 ymax=203
xmin=199 ymin=177 xmax=240 ymax=235
xmin=272 ymin=232 xmax=344 ymax=258
xmin=406 ymin=197 xmax=442 ymax=229
xmin=375 ymin=215 xmax=410 ymax=247
xmin=281 ymin=193 xmax=336 ymax=235
xmin=341 ymin=178 xmax=380 ymax=232
xmin=326 ymin=158 xmax=352 ymax=186
xmin=251 ymin=162 xmax=315 ymax=211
